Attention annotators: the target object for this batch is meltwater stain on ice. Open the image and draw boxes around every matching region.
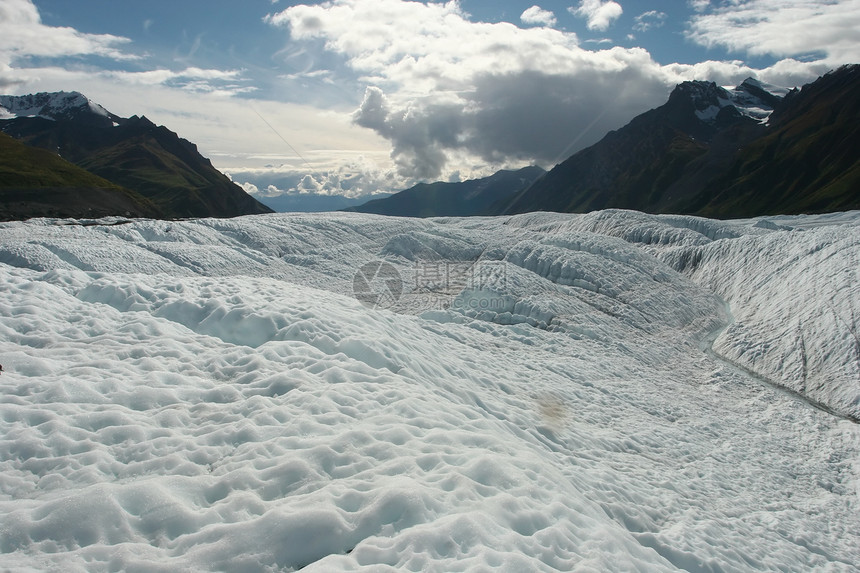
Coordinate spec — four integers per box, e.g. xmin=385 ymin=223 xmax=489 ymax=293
xmin=536 ymin=393 xmax=570 ymax=434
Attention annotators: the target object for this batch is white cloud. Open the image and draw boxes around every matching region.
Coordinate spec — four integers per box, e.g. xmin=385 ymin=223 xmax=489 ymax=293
xmin=0 ymin=0 xmax=396 ymax=198
xmin=298 ymin=174 xmax=323 ymax=193
xmin=269 ymin=0 xmax=676 ymax=179
xmin=230 ymin=155 xmax=410 ymax=199
xmin=265 ymin=0 xmax=836 ymax=182
xmin=583 ymin=38 xmax=615 ymax=45
xmin=239 ymin=181 xmax=261 ymax=195
xmin=521 ymin=5 xmax=557 ymax=27
xmin=268 ymin=1 xmax=586 ymax=93
xmin=352 ymin=86 xmax=390 ymax=134
xmin=3 ymin=58 xmax=253 ymax=97
xmin=569 ymin=0 xmax=623 ymax=32
xmin=0 ymin=1 xmax=253 ymax=97
xmin=633 ymin=10 xmax=667 ymax=32
xmin=0 ymin=0 xmax=135 ymax=66
xmin=663 ymin=58 xmax=830 ymax=88
xmin=688 ymin=0 xmax=710 ymax=12
xmin=687 ymin=0 xmax=860 ymax=64
xmin=104 ymin=67 xmax=248 ymax=93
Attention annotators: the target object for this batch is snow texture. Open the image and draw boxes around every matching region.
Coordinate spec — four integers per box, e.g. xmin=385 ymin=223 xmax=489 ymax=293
xmin=0 ymin=210 xmax=858 ymax=571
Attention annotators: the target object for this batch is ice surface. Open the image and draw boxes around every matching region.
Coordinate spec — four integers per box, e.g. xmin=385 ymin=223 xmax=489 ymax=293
xmin=1 ymin=211 xmax=858 ymax=571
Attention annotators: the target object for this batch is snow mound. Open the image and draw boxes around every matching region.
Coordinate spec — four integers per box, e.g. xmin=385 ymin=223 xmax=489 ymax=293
xmin=0 ymin=211 xmax=858 ymax=571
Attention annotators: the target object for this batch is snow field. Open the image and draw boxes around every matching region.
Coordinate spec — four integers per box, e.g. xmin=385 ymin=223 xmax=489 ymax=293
xmin=0 ymin=211 xmax=858 ymax=571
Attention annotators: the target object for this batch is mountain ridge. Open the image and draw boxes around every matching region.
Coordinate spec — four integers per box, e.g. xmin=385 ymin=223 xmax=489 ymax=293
xmin=0 ymin=91 xmax=117 ymax=126
xmin=1 ymin=92 xmax=272 ymax=219
xmin=502 ymin=65 xmax=860 ymax=217
xmin=683 ymin=64 xmax=860 ymax=216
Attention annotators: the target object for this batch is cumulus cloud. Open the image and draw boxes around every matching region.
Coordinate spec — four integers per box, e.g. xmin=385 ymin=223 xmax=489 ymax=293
xmin=569 ymin=0 xmax=623 ymax=32
xmin=238 ymin=181 xmax=261 ymax=195
xmin=521 ymin=5 xmax=557 ymax=27
xmin=266 ymin=0 xmax=838 ymax=182
xmin=662 ymin=58 xmax=830 ymax=88
xmin=687 ymin=0 xmax=860 ymax=64
xmin=269 ymin=0 xmax=676 ymax=179
xmin=633 ymin=11 xmax=667 ymax=32
xmin=353 ymin=86 xmax=455 ymax=179
xmin=353 ymin=86 xmax=391 ymax=133
xmin=230 ymin=155 xmax=410 ymax=199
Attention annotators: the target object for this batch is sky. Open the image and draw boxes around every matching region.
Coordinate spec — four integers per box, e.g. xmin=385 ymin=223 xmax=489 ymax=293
xmin=0 ymin=0 xmax=858 ymax=198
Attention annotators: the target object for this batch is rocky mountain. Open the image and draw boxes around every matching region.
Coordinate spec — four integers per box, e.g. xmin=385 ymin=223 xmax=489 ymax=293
xmin=684 ymin=65 xmax=860 ymax=216
xmin=0 ymin=91 xmax=272 ymax=219
xmin=502 ymin=65 xmax=859 ymax=217
xmin=349 ymin=166 xmax=545 ymax=217
xmin=0 ymin=91 xmax=119 ymax=126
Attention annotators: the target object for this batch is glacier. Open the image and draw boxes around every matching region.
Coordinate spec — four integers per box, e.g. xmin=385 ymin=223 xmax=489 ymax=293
xmin=0 ymin=210 xmax=858 ymax=571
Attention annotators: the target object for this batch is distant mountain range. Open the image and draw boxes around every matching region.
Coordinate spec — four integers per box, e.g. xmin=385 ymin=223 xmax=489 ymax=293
xmin=4 ymin=66 xmax=858 ymax=221
xmin=350 ymin=65 xmax=858 ymax=219
xmin=257 ymin=192 xmax=390 ymax=213
xmin=0 ymin=92 xmax=271 ymax=220
xmin=347 ymin=166 xmax=545 ymax=217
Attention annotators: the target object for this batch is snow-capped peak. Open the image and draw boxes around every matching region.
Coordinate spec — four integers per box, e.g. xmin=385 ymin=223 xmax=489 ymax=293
xmin=721 ymin=77 xmax=789 ymax=123
xmin=735 ymin=77 xmax=792 ymax=99
xmin=674 ymin=78 xmax=788 ymax=125
xmin=0 ymin=91 xmax=111 ymax=121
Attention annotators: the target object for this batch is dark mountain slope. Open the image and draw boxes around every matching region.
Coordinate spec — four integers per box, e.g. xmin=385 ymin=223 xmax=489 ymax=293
xmin=73 ymin=116 xmax=271 ymax=218
xmin=1 ymin=92 xmax=272 ymax=219
xmin=350 ymin=166 xmax=545 ymax=217
xmin=686 ymin=65 xmax=860 ymax=217
xmin=503 ymin=66 xmax=859 ymax=218
xmin=501 ymin=79 xmax=776 ymax=215
xmin=0 ymin=132 xmax=161 ymax=220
